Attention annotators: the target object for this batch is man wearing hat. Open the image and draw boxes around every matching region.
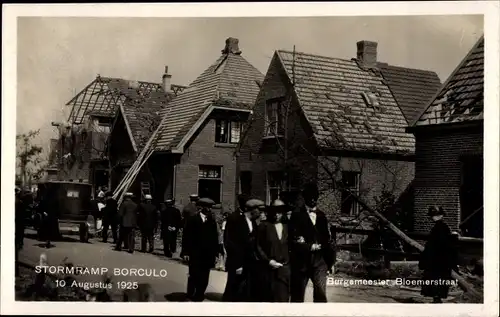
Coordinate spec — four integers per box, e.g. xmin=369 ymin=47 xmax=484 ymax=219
xmin=137 ymin=194 xmax=159 ymax=253
xmin=419 ymin=206 xmax=458 ymax=303
xmin=181 ymin=197 xmax=221 ymax=301
xmin=160 ymin=199 xmax=182 ymax=257
xmin=102 ymin=192 xmax=118 ymax=244
xmin=289 ymin=183 xmax=334 ymax=303
xmin=222 ymin=197 xmax=262 ymax=302
xmin=182 ymin=194 xmax=199 ymax=226
xmin=115 ymin=192 xmax=138 ymax=253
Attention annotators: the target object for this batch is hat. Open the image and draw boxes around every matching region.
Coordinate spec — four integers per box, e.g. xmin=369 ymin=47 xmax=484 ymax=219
xmin=124 ymin=192 xmax=134 ymax=197
xmin=190 ymin=194 xmax=199 ymax=200
xmin=165 ymin=199 xmax=174 ymax=204
xmin=428 ymin=206 xmax=444 ymax=217
xmin=246 ymin=199 xmax=265 ymax=210
xmin=144 ymin=194 xmax=152 ymax=200
xmin=302 ymin=183 xmax=319 ymax=200
xmin=198 ymin=197 xmax=215 ymax=207
xmin=271 ymin=199 xmax=286 ymax=207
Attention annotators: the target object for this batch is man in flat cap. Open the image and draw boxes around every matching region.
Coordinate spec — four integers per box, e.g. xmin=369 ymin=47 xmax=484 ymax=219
xmin=182 ymin=197 xmax=221 ymax=301
xmin=222 ymin=198 xmax=262 ymax=302
xmin=115 ymin=192 xmax=138 ymax=253
xmin=137 ymin=194 xmax=159 ymax=253
xmin=160 ymin=199 xmax=182 ymax=257
xmin=289 ymin=183 xmax=334 ymax=303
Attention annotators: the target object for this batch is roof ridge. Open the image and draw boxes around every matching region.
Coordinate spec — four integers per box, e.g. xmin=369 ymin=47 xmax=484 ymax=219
xmin=377 ymin=62 xmax=440 ymax=76
xmin=277 ymin=49 xmax=356 ymax=64
xmin=99 ymin=76 xmax=162 ymax=86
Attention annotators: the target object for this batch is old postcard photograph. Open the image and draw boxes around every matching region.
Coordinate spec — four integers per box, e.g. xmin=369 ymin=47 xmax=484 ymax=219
xmin=2 ymin=2 xmax=499 ymax=316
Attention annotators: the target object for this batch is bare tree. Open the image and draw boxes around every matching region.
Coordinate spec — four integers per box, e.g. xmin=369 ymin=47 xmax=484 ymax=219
xmin=16 ymin=129 xmax=46 ymax=187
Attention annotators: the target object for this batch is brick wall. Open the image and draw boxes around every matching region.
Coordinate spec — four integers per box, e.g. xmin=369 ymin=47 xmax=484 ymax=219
xmin=317 ymin=156 xmax=415 ymax=221
xmin=412 ymin=123 xmax=483 ymax=233
xmin=174 ymin=117 xmax=238 ymax=212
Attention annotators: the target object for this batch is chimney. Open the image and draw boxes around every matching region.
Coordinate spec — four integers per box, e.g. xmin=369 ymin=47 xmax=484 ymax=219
xmin=221 ymin=37 xmax=242 ymax=55
xmin=356 ymin=40 xmax=378 ymax=69
xmin=162 ymin=66 xmax=172 ymax=92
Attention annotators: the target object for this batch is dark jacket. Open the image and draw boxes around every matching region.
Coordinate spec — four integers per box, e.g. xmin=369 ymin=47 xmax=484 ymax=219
xmin=182 ymin=213 xmax=220 ymax=268
xmin=137 ymin=202 xmax=159 ymax=232
xmin=103 ymin=197 xmax=118 ymax=221
xmin=182 ymin=202 xmax=198 ymax=224
xmin=224 ymin=212 xmax=258 ymax=271
xmin=119 ymin=198 xmax=138 ymax=228
xmin=289 ymin=207 xmax=334 ymax=271
xmin=161 ymin=206 xmax=182 ymax=231
xmin=15 ymin=195 xmax=26 ymax=248
xmin=419 ymin=219 xmax=458 ymax=299
xmin=255 ymin=221 xmax=291 ymax=302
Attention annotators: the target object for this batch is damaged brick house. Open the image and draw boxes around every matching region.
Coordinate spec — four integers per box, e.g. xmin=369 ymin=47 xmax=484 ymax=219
xmin=144 ymin=38 xmax=264 ymax=210
xmin=237 ymin=40 xmax=441 ymax=225
xmin=52 ymin=70 xmax=185 ymax=196
xmin=407 ymin=36 xmax=484 ymax=238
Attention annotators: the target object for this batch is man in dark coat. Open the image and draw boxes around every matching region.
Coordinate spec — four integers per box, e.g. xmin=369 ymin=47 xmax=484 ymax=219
xmin=182 ymin=194 xmax=199 ymax=226
xmin=160 ymin=199 xmax=182 ymax=257
xmin=182 ymin=197 xmax=221 ymax=302
xmin=137 ymin=194 xmax=159 ymax=253
xmin=289 ymin=183 xmax=334 ymax=303
xmin=255 ymin=199 xmax=291 ymax=302
xmin=115 ymin=193 xmax=138 ymax=253
xmin=222 ymin=197 xmax=261 ymax=302
xmin=102 ymin=192 xmax=118 ymax=244
xmin=419 ymin=206 xmax=459 ymax=303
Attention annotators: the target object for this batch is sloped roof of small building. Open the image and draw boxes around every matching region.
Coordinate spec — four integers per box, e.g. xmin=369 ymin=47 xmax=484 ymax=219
xmin=413 ymin=36 xmax=484 ymax=127
xmin=276 ymin=49 xmax=416 ymax=155
xmin=153 ymin=38 xmax=265 ymax=151
xmin=66 ymin=76 xmax=186 ymax=151
xmin=377 ymin=63 xmax=441 ymax=123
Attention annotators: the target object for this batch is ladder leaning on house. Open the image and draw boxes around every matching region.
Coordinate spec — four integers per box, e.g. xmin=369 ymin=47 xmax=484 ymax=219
xmin=113 ymin=106 xmax=172 ymax=206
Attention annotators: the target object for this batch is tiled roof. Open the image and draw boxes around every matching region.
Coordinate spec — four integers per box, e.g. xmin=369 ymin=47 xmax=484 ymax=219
xmin=378 ymin=63 xmax=441 ymax=123
xmin=414 ymin=36 xmax=484 ymax=127
xmin=66 ymin=76 xmax=169 ymax=125
xmin=277 ymin=50 xmax=415 ymax=155
xmin=153 ymin=52 xmax=264 ymax=151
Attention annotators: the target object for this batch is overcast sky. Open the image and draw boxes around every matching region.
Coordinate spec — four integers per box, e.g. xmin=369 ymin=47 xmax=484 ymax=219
xmin=17 ymin=15 xmax=483 ymax=149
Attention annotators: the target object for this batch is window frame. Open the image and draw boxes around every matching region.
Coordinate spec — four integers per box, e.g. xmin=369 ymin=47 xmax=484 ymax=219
xmin=340 ymin=171 xmax=361 ymax=216
xmin=264 ymin=97 xmax=286 ymax=138
xmin=265 ymin=170 xmax=299 ymax=205
xmin=215 ymin=119 xmax=241 ymax=144
xmin=197 ymin=165 xmax=223 ymax=204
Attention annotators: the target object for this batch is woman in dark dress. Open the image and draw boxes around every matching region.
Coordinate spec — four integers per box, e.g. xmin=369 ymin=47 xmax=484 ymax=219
xmin=418 ymin=206 xmax=459 ymax=303
xmin=255 ymin=199 xmax=291 ymax=302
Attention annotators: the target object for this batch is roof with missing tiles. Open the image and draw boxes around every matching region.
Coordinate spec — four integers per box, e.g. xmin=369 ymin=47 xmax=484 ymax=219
xmin=276 ymin=49 xmax=417 ymax=155
xmin=413 ymin=36 xmax=484 ymax=127
xmin=153 ymin=38 xmax=264 ymax=151
xmin=377 ymin=63 xmax=441 ymax=123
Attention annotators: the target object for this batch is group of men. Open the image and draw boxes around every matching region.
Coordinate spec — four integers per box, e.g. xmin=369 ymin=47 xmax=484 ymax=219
xmin=98 ymin=192 xmax=182 ymax=257
xmin=179 ymin=183 xmax=335 ymax=303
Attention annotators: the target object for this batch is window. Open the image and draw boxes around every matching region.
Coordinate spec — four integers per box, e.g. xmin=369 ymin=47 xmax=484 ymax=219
xmin=266 ymin=171 xmax=299 ymax=204
xmin=340 ymin=171 xmax=360 ymax=216
xmin=215 ymin=120 xmax=241 ymax=144
xmin=198 ymin=165 xmax=222 ymax=204
xmin=265 ymin=99 xmax=285 ymax=137
xmin=240 ymin=171 xmax=252 ymax=196
xmin=361 ymin=92 xmax=380 ymax=110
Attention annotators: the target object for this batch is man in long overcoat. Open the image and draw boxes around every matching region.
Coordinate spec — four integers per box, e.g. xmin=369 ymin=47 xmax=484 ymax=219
xmin=182 ymin=198 xmax=221 ymax=301
xmin=160 ymin=199 xmax=182 ymax=257
xmin=289 ymin=183 xmax=334 ymax=303
xmin=102 ymin=192 xmax=118 ymax=244
xmin=137 ymin=194 xmax=159 ymax=253
xmin=222 ymin=198 xmax=261 ymax=302
xmin=115 ymin=193 xmax=138 ymax=253
xmin=419 ymin=206 xmax=459 ymax=303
